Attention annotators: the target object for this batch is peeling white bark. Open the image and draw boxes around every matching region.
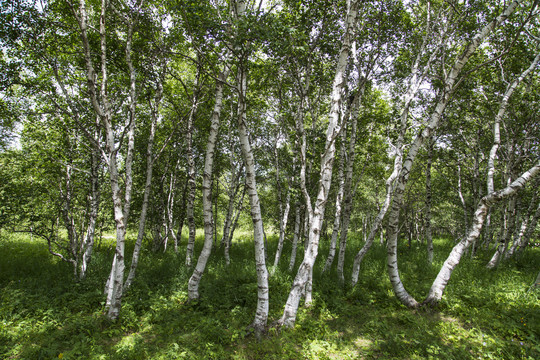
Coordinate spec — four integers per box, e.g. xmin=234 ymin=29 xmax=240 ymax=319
xmin=278 ymin=0 xmax=359 ymax=327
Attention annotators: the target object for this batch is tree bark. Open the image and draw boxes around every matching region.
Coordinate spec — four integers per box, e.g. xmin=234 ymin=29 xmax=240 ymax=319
xmin=235 ymin=60 xmax=269 ymax=335
xmin=124 ymin=77 xmax=163 ymax=290
xmin=185 ymin=68 xmax=201 ymax=267
xmin=272 ymin=184 xmax=291 ymax=273
xmin=385 ymin=1 xmax=520 ymax=308
xmin=80 ymin=144 xmax=100 ymax=280
xmin=288 ymin=203 xmax=302 ymax=272
xmin=278 ymin=0 xmax=359 ymax=327
xmin=424 ymin=160 xmax=540 ymax=306
xmin=222 ymin=167 xmax=243 ymax=265
xmin=336 ymin=92 xmax=363 ymax=283
xmin=187 ymin=62 xmax=230 ymax=298
xmin=323 ymin=132 xmax=345 ymax=274
xmin=73 ymin=0 xmax=136 ymax=320
xmin=425 ymin=137 xmax=434 ymax=264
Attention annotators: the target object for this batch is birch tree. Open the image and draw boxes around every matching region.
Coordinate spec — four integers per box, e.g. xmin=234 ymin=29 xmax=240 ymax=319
xmin=187 ymin=58 xmax=230 ymax=298
xmin=277 ymin=0 xmax=359 ymax=327
xmin=385 ymin=0 xmax=521 ymax=308
xmin=424 ymin=159 xmax=540 ymax=306
xmin=351 ymin=0 xmax=444 ymax=286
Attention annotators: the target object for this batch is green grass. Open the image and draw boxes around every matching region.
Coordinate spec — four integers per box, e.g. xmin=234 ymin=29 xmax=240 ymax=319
xmin=0 ymin=231 xmax=539 ymax=359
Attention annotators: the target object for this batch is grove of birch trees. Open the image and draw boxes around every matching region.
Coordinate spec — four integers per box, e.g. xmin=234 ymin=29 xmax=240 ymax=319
xmin=1 ymin=0 xmax=539 ymax=336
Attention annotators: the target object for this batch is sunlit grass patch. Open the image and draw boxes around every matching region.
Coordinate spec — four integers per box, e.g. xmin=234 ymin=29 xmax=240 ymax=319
xmin=1 ymin=233 xmax=539 ymax=359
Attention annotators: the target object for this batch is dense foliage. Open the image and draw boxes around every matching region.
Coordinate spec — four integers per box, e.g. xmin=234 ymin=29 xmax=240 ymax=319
xmin=0 ymin=0 xmax=539 ymax=353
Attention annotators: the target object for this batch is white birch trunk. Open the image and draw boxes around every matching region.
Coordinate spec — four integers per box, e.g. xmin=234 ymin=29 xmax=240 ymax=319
xmin=124 ymin=80 xmax=162 ymax=290
xmin=273 ymin=188 xmax=291 ymax=273
xmin=486 ymin=51 xmax=540 ymax=194
xmin=73 ymin=0 xmax=133 ymax=320
xmin=288 ymin=204 xmax=301 ymax=272
xmin=187 ymin=63 xmax=230 ymax=299
xmin=425 ymin=138 xmax=434 ymax=264
xmin=225 ymin=185 xmax=247 ymax=261
xmin=386 ymin=1 xmax=520 ymax=308
xmin=350 ymin=3 xmax=441 ymax=286
xmin=234 ymin=61 xmax=269 ymax=335
xmin=351 ymin=154 xmax=401 ymax=286
xmin=104 ymin=8 xmax=138 ymax=310
xmin=424 ymin=160 xmax=540 ymax=305
xmin=323 ymin=133 xmax=345 ymax=274
xmin=278 ymin=0 xmax=359 ymax=327
xmin=336 ymin=91 xmax=363 ymax=283
xmin=80 ymin=145 xmax=100 ymax=280
xmin=185 ymin=81 xmax=200 ymax=267
xmin=222 ymin=169 xmax=242 ymax=264
xmin=166 ymin=161 xmax=180 ymax=251
xmin=221 ymin=130 xmax=242 ymax=253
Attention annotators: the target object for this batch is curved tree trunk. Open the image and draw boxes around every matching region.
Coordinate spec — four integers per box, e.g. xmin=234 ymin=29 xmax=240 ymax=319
xmin=323 ymin=134 xmax=345 ymax=273
xmin=187 ymin=62 xmax=230 ymax=299
xmin=278 ymin=0 xmax=359 ymax=327
xmin=386 ymin=1 xmax=519 ymax=308
xmin=424 ymin=161 xmax=540 ymax=306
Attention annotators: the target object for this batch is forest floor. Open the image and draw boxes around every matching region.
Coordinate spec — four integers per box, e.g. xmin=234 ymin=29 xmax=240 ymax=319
xmin=0 ymin=230 xmax=539 ymax=359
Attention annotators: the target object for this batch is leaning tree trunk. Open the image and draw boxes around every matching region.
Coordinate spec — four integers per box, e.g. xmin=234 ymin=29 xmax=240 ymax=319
xmin=124 ymin=78 xmax=163 ymax=290
xmin=424 ymin=160 xmax=540 ymax=306
xmin=351 ymin=151 xmax=401 ymax=287
xmin=323 ymin=133 xmax=345 ymax=274
xmin=278 ymin=0 xmax=359 ymax=327
xmin=234 ymin=60 xmax=269 ymax=336
xmin=423 ymin=46 xmax=540 ymax=304
xmin=484 ymin=50 xmax=540 ymax=265
xmin=187 ymin=62 xmax=230 ymax=299
xmin=385 ymin=1 xmax=520 ymax=309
